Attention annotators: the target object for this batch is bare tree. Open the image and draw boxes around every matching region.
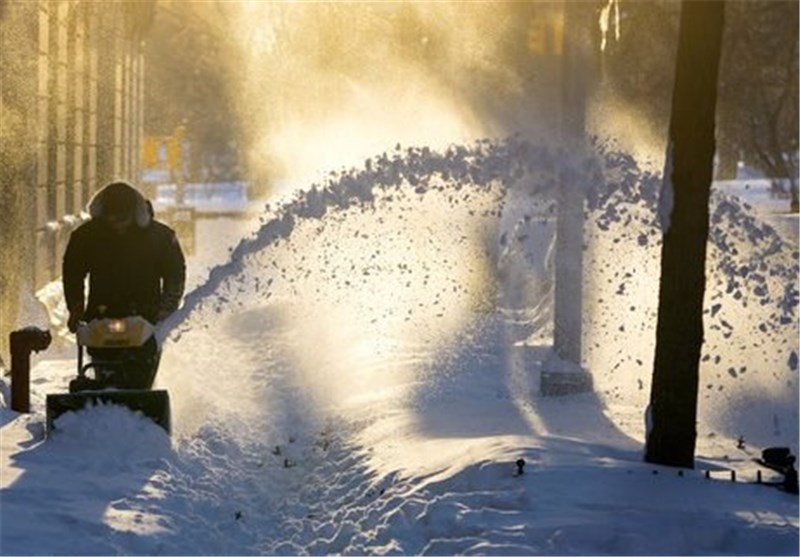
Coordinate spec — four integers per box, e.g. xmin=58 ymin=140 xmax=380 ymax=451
xmin=645 ymin=1 xmax=725 ymax=469
xmin=602 ymin=2 xmax=798 ymax=212
xmin=720 ymin=1 xmax=798 ymax=211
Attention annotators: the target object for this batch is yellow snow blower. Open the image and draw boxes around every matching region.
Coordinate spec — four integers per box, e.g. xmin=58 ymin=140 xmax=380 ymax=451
xmin=45 ymin=316 xmax=170 ymax=435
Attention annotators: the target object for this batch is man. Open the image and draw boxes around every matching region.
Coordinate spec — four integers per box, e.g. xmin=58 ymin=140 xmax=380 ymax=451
xmin=62 ymin=181 xmax=185 ymax=389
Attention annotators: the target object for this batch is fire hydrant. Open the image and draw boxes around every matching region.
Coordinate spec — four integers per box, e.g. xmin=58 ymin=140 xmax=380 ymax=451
xmin=10 ymin=327 xmax=51 ymax=413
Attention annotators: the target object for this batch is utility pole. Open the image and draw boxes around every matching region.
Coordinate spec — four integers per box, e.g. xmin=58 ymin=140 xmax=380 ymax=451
xmin=542 ymin=1 xmax=594 ymax=395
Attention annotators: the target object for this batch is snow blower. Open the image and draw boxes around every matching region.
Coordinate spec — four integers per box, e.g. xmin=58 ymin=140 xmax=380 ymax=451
xmin=45 ymin=316 xmax=171 ymax=435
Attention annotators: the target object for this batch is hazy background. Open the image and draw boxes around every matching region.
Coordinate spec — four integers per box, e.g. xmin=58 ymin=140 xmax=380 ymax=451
xmin=141 ymin=1 xmax=797 ymax=194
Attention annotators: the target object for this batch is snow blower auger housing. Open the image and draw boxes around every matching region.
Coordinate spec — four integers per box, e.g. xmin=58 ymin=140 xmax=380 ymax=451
xmin=45 ymin=316 xmax=171 ymax=435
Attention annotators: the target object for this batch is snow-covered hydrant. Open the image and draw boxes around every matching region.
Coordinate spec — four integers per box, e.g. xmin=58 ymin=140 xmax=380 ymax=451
xmin=10 ymin=327 xmax=51 ymax=413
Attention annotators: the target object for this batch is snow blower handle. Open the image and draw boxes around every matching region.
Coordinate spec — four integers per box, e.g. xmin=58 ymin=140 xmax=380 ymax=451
xmin=75 ymin=317 xmax=156 ymax=379
xmin=75 ymin=317 xmax=155 ymax=349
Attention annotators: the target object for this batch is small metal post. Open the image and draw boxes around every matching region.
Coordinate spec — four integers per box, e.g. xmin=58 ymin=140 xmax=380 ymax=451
xmin=10 ymin=327 xmax=52 ymax=413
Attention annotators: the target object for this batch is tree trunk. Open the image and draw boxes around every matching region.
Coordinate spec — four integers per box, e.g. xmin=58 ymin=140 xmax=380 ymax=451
xmin=645 ymin=1 xmax=725 ymax=469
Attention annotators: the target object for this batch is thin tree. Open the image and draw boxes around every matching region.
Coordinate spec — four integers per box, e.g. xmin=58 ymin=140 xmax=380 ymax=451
xmin=645 ymin=1 xmax=725 ymax=468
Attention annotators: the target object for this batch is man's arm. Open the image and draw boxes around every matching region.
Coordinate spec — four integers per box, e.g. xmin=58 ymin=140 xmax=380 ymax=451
xmin=62 ymin=230 xmax=89 ymax=331
xmin=157 ymin=230 xmax=186 ymax=320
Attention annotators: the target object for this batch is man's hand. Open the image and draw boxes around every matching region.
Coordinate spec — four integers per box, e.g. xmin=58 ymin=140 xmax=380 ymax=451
xmin=155 ymin=309 xmax=172 ymax=324
xmin=67 ymin=307 xmax=84 ymax=333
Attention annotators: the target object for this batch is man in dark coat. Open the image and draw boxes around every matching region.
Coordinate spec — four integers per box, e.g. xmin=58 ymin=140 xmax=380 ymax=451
xmin=62 ymin=181 xmax=186 ymax=389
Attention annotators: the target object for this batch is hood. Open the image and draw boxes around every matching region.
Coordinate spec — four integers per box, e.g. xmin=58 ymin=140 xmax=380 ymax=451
xmin=87 ymin=181 xmax=151 ymax=228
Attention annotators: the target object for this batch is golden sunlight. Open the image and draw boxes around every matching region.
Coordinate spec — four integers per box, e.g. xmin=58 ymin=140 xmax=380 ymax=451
xmin=226 ymin=2 xmax=515 ymax=186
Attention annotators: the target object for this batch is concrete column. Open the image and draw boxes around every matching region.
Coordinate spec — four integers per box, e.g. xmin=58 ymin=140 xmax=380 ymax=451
xmin=541 ymin=1 xmax=595 ymax=395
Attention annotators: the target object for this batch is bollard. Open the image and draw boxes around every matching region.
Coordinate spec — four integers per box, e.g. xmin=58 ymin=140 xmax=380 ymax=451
xmin=10 ymin=327 xmax=52 ymax=413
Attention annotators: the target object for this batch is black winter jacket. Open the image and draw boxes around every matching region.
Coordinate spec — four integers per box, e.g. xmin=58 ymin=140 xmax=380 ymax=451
xmin=62 ymin=183 xmax=186 ymax=323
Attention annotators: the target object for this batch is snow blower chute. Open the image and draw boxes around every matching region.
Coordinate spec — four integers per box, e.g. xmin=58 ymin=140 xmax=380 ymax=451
xmin=45 ymin=316 xmax=171 ymax=435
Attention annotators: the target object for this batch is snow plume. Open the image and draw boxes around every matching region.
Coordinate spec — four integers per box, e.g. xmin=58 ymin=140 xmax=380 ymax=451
xmin=159 ymin=136 xmax=552 ymax=345
xmin=159 ymin=137 xmax=627 ymax=350
xmin=158 ymin=137 xmax=551 ymax=436
xmin=159 ymin=136 xmax=796 ymax=454
xmin=584 ymin=167 xmax=798 ymax=447
xmin=701 ymin=194 xmax=799 ymax=442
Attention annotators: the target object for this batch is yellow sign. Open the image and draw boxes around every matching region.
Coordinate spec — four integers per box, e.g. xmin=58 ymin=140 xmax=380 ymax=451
xmin=142 ymin=137 xmax=160 ymax=168
xmin=142 ymin=134 xmax=182 ymax=171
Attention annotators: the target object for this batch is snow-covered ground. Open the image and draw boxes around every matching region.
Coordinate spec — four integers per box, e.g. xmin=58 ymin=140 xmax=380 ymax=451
xmin=1 ymin=139 xmax=797 ymax=555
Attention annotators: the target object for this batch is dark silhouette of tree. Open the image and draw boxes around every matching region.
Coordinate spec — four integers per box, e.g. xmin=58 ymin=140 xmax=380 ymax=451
xmin=645 ymin=1 xmax=725 ymax=469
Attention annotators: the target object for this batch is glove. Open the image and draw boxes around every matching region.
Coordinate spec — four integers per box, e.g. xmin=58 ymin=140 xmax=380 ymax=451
xmin=67 ymin=307 xmax=84 ymax=333
xmin=155 ymin=309 xmax=172 ymax=323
